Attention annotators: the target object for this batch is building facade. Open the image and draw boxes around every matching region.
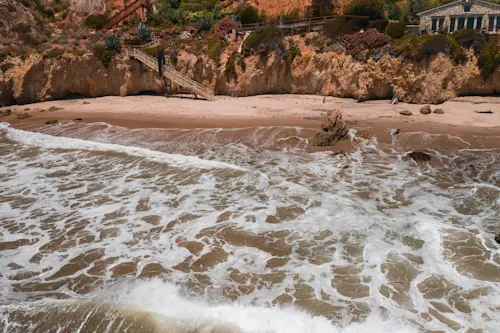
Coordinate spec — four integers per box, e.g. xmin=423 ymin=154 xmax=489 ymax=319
xmin=418 ymin=0 xmax=500 ymax=34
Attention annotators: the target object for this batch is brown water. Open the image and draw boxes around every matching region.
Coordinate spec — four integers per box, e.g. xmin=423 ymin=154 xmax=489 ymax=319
xmin=0 ymin=121 xmax=499 ymax=333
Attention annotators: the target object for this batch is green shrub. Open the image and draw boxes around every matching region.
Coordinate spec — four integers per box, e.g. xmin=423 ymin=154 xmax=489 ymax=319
xmin=311 ymin=0 xmax=334 ymax=17
xmin=323 ymin=16 xmax=369 ymax=40
xmin=368 ymin=19 xmax=388 ymax=33
xmin=13 ymin=23 xmax=31 ymax=34
xmin=478 ymin=40 xmax=500 ymax=79
xmin=91 ymin=43 xmax=114 ymax=68
xmin=197 ymin=16 xmax=213 ymax=32
xmin=385 ymin=21 xmax=405 ymax=39
xmin=453 ymin=29 xmax=487 ymax=56
xmin=44 ymin=48 xmax=65 ymax=58
xmin=239 ymin=5 xmax=259 ymax=25
xmin=244 ymin=24 xmax=285 ymax=57
xmin=207 ymin=36 xmax=226 ymax=62
xmin=105 ymin=35 xmax=121 ymax=52
xmin=393 ymin=34 xmax=466 ymax=64
xmin=137 ymin=25 xmax=151 ymax=42
xmin=50 ymin=0 xmax=70 ymax=13
xmin=83 ymin=14 xmax=108 ymax=30
xmin=225 ymin=51 xmax=237 ymax=80
xmin=286 ymin=38 xmax=301 ymax=62
xmin=345 ymin=0 xmax=384 ymax=20
xmin=71 ymin=49 xmax=86 ymax=56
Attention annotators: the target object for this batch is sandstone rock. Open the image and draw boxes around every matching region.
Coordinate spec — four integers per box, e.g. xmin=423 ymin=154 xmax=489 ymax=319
xmin=420 ymin=105 xmax=431 ymax=114
xmin=45 ymin=120 xmax=58 ymax=124
xmin=433 ymin=108 xmax=445 ymax=114
xmin=400 ymin=110 xmax=412 ymax=116
xmin=407 ymin=151 xmax=432 ymax=163
xmin=16 ymin=112 xmax=31 ymax=119
xmin=311 ymin=108 xmax=348 ymax=147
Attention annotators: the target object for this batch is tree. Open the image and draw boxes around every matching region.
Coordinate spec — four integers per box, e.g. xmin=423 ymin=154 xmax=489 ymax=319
xmin=239 ymin=5 xmax=259 ymax=25
xmin=344 ymin=0 xmax=385 ymax=20
xmin=312 ymin=0 xmax=335 ymax=17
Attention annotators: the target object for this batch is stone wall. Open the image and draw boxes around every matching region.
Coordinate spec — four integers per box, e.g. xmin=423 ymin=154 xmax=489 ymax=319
xmin=419 ymin=0 xmax=500 ymax=32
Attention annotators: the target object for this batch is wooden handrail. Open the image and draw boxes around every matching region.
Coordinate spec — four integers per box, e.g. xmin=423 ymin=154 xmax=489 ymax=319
xmin=102 ymin=0 xmax=148 ymax=31
xmin=127 ymin=48 xmax=214 ymax=100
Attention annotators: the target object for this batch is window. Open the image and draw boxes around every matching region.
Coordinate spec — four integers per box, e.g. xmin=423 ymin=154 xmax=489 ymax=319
xmin=464 ymin=5 xmax=471 ymax=12
xmin=497 ymin=16 xmax=500 ymax=30
xmin=438 ymin=17 xmax=445 ymax=31
xmin=458 ymin=17 xmax=465 ymax=30
xmin=476 ymin=16 xmax=482 ymax=30
xmin=467 ymin=16 xmax=475 ymax=29
xmin=431 ymin=18 xmax=437 ymax=32
xmin=450 ymin=17 xmax=456 ymax=32
xmin=489 ymin=16 xmax=495 ymax=31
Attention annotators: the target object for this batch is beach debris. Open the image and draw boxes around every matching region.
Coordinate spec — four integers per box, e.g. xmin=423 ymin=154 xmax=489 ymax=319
xmin=311 ymin=108 xmax=348 ymax=147
xmin=83 ymin=101 xmax=91 ymax=105
xmin=24 ymin=108 xmax=30 ymax=111
xmin=48 ymin=106 xmax=63 ymax=111
xmin=400 ymin=110 xmax=412 ymax=116
xmin=406 ymin=151 xmax=432 ymax=163
xmin=391 ymin=94 xmax=399 ymax=105
xmin=474 ymin=110 xmax=493 ymax=114
xmin=420 ymin=105 xmax=431 ymax=114
xmin=433 ymin=108 xmax=445 ymax=114
xmin=495 ymin=234 xmax=500 ymax=244
xmin=45 ymin=120 xmax=58 ymax=125
xmin=323 ymin=96 xmax=326 ymax=103
xmin=75 ymin=118 xmax=83 ymax=121
xmin=16 ymin=112 xmax=32 ymax=120
xmin=0 ymin=109 xmax=12 ymax=117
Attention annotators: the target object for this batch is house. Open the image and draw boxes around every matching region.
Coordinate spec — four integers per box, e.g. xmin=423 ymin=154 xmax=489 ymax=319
xmin=418 ymin=0 xmax=500 ymax=34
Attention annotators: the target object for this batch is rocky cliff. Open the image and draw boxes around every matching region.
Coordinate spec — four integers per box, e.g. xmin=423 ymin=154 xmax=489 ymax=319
xmin=1 ymin=50 xmax=499 ymax=106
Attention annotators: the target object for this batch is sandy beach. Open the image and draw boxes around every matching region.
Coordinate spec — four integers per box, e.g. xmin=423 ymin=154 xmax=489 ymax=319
xmin=3 ymin=95 xmax=500 ymax=136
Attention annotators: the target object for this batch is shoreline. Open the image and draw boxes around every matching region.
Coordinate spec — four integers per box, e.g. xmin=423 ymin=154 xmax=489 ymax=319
xmin=2 ymin=95 xmax=500 ymax=139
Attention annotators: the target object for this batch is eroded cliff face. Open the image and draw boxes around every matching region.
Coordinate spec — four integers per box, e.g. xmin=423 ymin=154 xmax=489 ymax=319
xmin=1 ymin=50 xmax=498 ymax=106
xmin=0 ymin=53 xmax=164 ymax=106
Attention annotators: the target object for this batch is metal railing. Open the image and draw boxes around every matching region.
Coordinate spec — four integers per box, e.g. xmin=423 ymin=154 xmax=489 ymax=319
xmin=126 ymin=48 xmax=214 ymax=101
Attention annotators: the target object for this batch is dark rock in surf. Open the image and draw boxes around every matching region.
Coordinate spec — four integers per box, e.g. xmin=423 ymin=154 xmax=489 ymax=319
xmin=400 ymin=110 xmax=412 ymax=116
xmin=311 ymin=108 xmax=348 ymax=147
xmin=433 ymin=108 xmax=445 ymax=114
xmin=495 ymin=234 xmax=500 ymax=244
xmin=75 ymin=118 xmax=83 ymax=121
xmin=45 ymin=120 xmax=58 ymax=125
xmin=420 ymin=105 xmax=432 ymax=114
xmin=407 ymin=151 xmax=432 ymax=163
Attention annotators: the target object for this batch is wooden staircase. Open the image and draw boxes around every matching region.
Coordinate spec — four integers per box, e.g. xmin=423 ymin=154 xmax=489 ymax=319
xmin=102 ymin=0 xmax=149 ymax=31
xmin=126 ymin=48 xmax=215 ymax=101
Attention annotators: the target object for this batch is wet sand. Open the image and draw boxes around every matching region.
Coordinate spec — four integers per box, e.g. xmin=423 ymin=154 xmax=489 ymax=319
xmin=3 ymin=95 xmax=500 ymax=137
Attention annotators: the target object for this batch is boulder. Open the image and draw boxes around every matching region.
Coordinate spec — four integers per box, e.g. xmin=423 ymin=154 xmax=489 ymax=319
xmin=407 ymin=151 xmax=432 ymax=163
xmin=311 ymin=108 xmax=348 ymax=147
xmin=433 ymin=108 xmax=445 ymax=114
xmin=400 ymin=110 xmax=412 ymax=116
xmin=420 ymin=105 xmax=432 ymax=114
xmin=495 ymin=234 xmax=500 ymax=244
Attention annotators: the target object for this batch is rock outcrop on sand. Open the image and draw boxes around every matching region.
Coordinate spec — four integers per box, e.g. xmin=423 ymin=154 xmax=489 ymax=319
xmin=1 ymin=49 xmax=499 ymax=106
xmin=310 ymin=108 xmax=348 ymax=147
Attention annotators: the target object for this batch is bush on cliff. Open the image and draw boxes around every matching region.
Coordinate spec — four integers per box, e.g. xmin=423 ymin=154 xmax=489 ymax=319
xmin=91 ymin=43 xmax=114 ymax=68
xmin=137 ymin=26 xmax=151 ymax=42
xmin=453 ymin=29 xmax=487 ymax=56
xmin=385 ymin=22 xmax=405 ymax=39
xmin=323 ymin=16 xmax=370 ymax=40
xmin=340 ymin=28 xmax=389 ymax=52
xmin=393 ymin=34 xmax=466 ymax=64
xmin=244 ymin=24 xmax=285 ymax=57
xmin=478 ymin=40 xmax=500 ymax=79
xmin=239 ymin=5 xmax=259 ymax=25
xmin=368 ymin=19 xmax=388 ymax=33
xmin=344 ymin=0 xmax=384 ymax=20
xmin=214 ymin=17 xmax=237 ymax=39
xmin=105 ymin=35 xmax=121 ymax=53
xmin=83 ymin=14 xmax=108 ymax=30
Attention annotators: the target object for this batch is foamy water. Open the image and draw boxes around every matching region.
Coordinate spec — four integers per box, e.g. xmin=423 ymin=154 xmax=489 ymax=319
xmin=0 ymin=121 xmax=499 ymax=333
